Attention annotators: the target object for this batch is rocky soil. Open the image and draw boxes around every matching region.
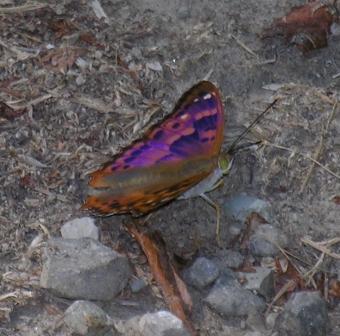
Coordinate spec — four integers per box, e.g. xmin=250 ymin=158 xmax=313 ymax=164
xmin=0 ymin=0 xmax=340 ymax=335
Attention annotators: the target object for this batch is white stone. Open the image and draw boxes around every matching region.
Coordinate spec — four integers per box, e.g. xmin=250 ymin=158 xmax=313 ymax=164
xmin=61 ymin=217 xmax=99 ymax=240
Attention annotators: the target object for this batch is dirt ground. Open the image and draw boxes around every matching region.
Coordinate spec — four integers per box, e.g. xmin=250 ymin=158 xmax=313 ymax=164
xmin=1 ymin=0 xmax=340 ymax=335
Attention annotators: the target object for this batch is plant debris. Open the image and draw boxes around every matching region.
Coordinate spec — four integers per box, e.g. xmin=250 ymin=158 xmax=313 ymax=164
xmin=0 ymin=102 xmax=27 ymax=121
xmin=263 ymin=0 xmax=339 ymax=53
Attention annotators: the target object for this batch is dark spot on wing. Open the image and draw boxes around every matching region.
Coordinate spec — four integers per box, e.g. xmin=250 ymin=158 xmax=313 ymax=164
xmin=194 ymin=114 xmax=217 ymax=132
xmin=205 ymin=97 xmax=216 ymax=108
xmin=172 ymin=122 xmax=180 ymax=129
xmin=169 ymin=129 xmax=200 ymax=156
xmin=177 ymin=106 xmax=190 ymax=116
xmin=124 ymin=156 xmax=135 ymax=163
xmin=131 ymin=149 xmax=142 ymax=157
xmin=153 ymin=129 xmax=164 ymax=140
xmin=123 ymin=164 xmax=131 ymax=169
xmin=155 ymin=154 xmax=174 ymax=164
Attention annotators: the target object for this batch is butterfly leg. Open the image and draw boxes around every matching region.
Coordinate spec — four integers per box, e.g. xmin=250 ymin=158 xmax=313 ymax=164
xmin=209 ymin=177 xmax=224 ymax=193
xmin=199 ymin=193 xmax=222 ymax=246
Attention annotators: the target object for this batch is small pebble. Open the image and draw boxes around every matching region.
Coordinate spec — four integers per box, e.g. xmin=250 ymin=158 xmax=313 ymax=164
xmin=147 ymin=61 xmax=163 ymax=72
xmin=40 ymin=238 xmax=131 ymax=300
xmin=205 ymin=271 xmax=265 ymax=317
xmin=274 ymin=291 xmax=329 ymax=336
xmin=76 ymin=57 xmax=88 ymax=70
xmin=183 ymin=257 xmax=219 ymax=289
xmin=224 ymin=194 xmax=271 ymax=222
xmin=246 ymin=312 xmax=266 ymax=333
xmin=130 ymin=278 xmax=147 ymax=293
xmin=60 ymin=217 xmax=99 ymax=240
xmin=265 ymin=312 xmax=279 ymax=330
xmin=249 ymin=224 xmax=288 ymax=257
xmin=64 ymin=300 xmax=111 ymax=335
xmin=94 ymin=50 xmax=103 ymax=59
xmin=214 ymin=249 xmax=244 ymax=269
xmin=115 ymin=310 xmax=190 ymax=336
xmin=75 ymin=74 xmax=86 ymax=86
xmin=238 ymin=266 xmax=274 ymax=301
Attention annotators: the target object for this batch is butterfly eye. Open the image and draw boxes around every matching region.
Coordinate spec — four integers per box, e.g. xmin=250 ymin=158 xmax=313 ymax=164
xmin=218 ymin=153 xmax=233 ymax=175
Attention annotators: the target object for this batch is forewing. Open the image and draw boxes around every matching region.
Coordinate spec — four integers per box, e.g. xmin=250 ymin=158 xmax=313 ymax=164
xmin=89 ymin=81 xmax=224 ymax=188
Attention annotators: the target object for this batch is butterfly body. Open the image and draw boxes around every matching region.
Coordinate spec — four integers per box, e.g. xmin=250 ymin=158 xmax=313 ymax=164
xmin=83 ymin=81 xmax=227 ymax=221
xmin=180 ymin=153 xmax=232 ymax=200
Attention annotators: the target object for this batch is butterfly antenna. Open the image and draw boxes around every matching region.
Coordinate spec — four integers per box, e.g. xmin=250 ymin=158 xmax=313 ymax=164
xmin=227 ymin=98 xmax=278 ymax=155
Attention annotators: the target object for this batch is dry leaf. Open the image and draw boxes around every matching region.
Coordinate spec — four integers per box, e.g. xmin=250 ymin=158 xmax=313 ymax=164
xmin=329 ymin=279 xmax=340 ymax=298
xmin=274 ymin=256 xmax=305 ymax=294
xmin=79 ymin=32 xmax=104 ymax=49
xmin=49 ymin=19 xmax=77 ymax=39
xmin=126 ymin=223 xmax=197 ymax=336
xmin=0 ymin=102 xmax=26 ymax=121
xmin=19 ymin=175 xmax=35 ymax=188
xmin=263 ymin=1 xmax=337 ymax=53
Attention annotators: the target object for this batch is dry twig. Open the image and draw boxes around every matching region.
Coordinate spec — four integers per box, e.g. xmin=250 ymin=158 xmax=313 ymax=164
xmin=0 ymin=2 xmax=47 ymax=14
xmin=301 ymin=237 xmax=340 ymax=260
xmin=230 ymin=34 xmax=259 ymax=59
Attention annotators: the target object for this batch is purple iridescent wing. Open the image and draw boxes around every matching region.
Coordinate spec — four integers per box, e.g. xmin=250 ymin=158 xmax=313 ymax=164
xmin=83 ymin=81 xmax=224 ymax=214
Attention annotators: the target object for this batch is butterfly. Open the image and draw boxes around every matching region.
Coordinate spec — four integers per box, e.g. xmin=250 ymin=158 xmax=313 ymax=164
xmin=82 ymin=81 xmax=232 ymax=244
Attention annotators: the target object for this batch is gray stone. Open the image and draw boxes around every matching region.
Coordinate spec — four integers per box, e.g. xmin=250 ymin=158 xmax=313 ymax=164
xmin=224 ymin=194 xmax=271 ymax=222
xmin=40 ymin=238 xmax=131 ymax=300
xmin=224 ymin=250 xmax=244 ymax=269
xmin=205 ymin=271 xmax=265 ymax=317
xmin=274 ymin=291 xmax=329 ymax=336
xmin=238 ymin=266 xmax=274 ymax=301
xmin=130 ymin=278 xmax=148 ymax=293
xmin=246 ymin=312 xmax=266 ymax=333
xmin=183 ymin=257 xmax=219 ymax=289
xmin=265 ymin=312 xmax=279 ymax=330
xmin=75 ymin=74 xmax=86 ymax=86
xmin=249 ymin=224 xmax=288 ymax=257
xmin=64 ymin=300 xmax=111 ymax=335
xmin=115 ymin=311 xmax=190 ymax=336
xmin=61 ymin=217 xmax=99 ymax=240
xmin=331 ymin=22 xmax=340 ymax=36
xmin=213 ymin=249 xmax=244 ymax=269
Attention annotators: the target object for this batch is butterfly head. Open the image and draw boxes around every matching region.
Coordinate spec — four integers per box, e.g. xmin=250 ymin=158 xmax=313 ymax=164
xmin=218 ymin=152 xmax=233 ymax=176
